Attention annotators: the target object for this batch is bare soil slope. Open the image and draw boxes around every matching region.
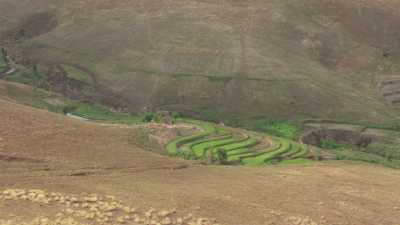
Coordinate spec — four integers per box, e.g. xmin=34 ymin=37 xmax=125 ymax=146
xmin=1 ymin=0 xmax=400 ymax=122
xmin=1 ymin=97 xmax=400 ymax=225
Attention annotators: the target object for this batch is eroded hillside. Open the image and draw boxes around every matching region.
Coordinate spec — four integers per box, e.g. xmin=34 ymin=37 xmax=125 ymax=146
xmin=1 ymin=0 xmax=400 ymax=122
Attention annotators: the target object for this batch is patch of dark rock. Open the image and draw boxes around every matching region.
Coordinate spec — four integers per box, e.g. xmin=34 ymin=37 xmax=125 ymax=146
xmin=301 ymin=129 xmax=377 ymax=148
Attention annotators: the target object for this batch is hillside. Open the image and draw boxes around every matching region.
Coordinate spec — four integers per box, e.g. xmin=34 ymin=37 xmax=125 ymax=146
xmin=1 ymin=0 xmax=400 ymax=123
xmin=0 ymin=95 xmax=399 ymax=225
xmin=2 ymin=1 xmax=400 ymax=224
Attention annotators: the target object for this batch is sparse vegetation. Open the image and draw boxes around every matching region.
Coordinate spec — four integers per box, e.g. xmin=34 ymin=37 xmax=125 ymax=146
xmin=238 ymin=119 xmax=300 ymax=140
xmin=60 ymin=64 xmax=93 ymax=84
xmin=332 ymin=148 xmax=400 ymax=169
xmin=302 ymin=120 xmax=400 ymax=168
xmin=143 ymin=112 xmax=156 ymax=123
xmin=64 ymin=103 xmax=142 ymax=124
xmin=195 ymin=113 xmax=301 ymax=140
xmin=319 ymin=139 xmax=348 ymax=149
xmin=5 ymin=68 xmax=44 ymax=86
xmin=304 ymin=119 xmax=400 ymax=133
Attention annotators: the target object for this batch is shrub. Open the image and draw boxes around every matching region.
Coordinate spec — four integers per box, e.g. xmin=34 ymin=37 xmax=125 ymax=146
xmin=143 ymin=112 xmax=155 ymax=123
xmin=177 ymin=149 xmax=196 ymax=160
xmin=215 ymin=148 xmax=228 ymax=165
xmin=62 ymin=105 xmax=78 ymax=114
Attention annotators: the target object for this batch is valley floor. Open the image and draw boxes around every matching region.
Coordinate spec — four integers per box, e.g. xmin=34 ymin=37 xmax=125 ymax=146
xmin=0 ymin=98 xmax=400 ymax=225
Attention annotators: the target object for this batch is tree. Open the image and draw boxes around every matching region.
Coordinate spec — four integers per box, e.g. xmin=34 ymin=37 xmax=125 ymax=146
xmin=142 ymin=112 xmax=155 ymax=123
xmin=216 ymin=148 xmax=228 ymax=165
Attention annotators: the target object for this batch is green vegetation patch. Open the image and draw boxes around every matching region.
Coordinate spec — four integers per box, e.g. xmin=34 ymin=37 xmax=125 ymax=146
xmin=165 ymin=118 xmax=311 ymax=166
xmin=228 ymin=151 xmax=259 ymax=162
xmin=319 ymin=139 xmax=349 ymax=149
xmin=64 ymin=103 xmax=142 ymax=124
xmin=5 ymin=67 xmax=44 ymax=86
xmin=192 ymin=135 xmax=234 ymax=157
xmin=243 ymin=119 xmax=299 ymax=139
xmin=0 ymin=60 xmax=7 ymax=71
xmin=364 ymin=143 xmax=400 ymax=160
xmin=2 ymin=81 xmax=72 ymax=114
xmin=60 ymin=64 xmax=93 ymax=84
xmin=332 ymin=148 xmax=400 ymax=169
xmin=194 ymin=110 xmax=301 ymax=141
xmin=166 ymin=119 xmax=217 ymax=156
xmin=227 ymin=148 xmax=252 ymax=156
xmin=291 ymin=147 xmax=310 ymax=158
xmin=0 ymin=48 xmax=8 ymax=71
xmin=179 ymin=134 xmax=230 ymax=156
xmin=222 ymin=138 xmax=258 ymax=152
xmin=241 ymin=140 xmax=291 ymax=166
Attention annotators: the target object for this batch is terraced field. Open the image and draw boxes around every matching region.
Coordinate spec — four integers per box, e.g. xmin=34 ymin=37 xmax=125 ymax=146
xmin=167 ymin=121 xmax=311 ymax=166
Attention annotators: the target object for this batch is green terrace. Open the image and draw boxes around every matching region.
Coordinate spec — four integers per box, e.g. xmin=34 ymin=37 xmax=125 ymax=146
xmin=166 ymin=120 xmax=311 ymax=166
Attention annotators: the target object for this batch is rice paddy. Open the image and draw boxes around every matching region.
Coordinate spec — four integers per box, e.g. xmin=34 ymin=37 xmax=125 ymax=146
xmin=166 ymin=120 xmax=310 ymax=166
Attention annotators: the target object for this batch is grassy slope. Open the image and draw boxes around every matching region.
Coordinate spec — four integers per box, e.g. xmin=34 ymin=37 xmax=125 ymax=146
xmin=0 ymin=0 xmax=399 ymax=124
xmin=68 ymin=103 xmax=142 ymax=124
xmin=60 ymin=64 xmax=93 ymax=84
xmin=0 ymin=79 xmax=144 ymax=125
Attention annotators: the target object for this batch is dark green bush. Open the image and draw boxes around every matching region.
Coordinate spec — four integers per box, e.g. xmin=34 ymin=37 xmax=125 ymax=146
xmin=215 ymin=148 xmax=228 ymax=165
xmin=143 ymin=112 xmax=155 ymax=123
xmin=177 ymin=149 xmax=196 ymax=160
xmin=62 ymin=105 xmax=78 ymax=114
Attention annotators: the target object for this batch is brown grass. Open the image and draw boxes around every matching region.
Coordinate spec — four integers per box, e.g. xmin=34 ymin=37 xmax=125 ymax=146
xmin=1 ymin=0 xmax=400 ymax=122
xmin=0 ymin=98 xmax=400 ymax=225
